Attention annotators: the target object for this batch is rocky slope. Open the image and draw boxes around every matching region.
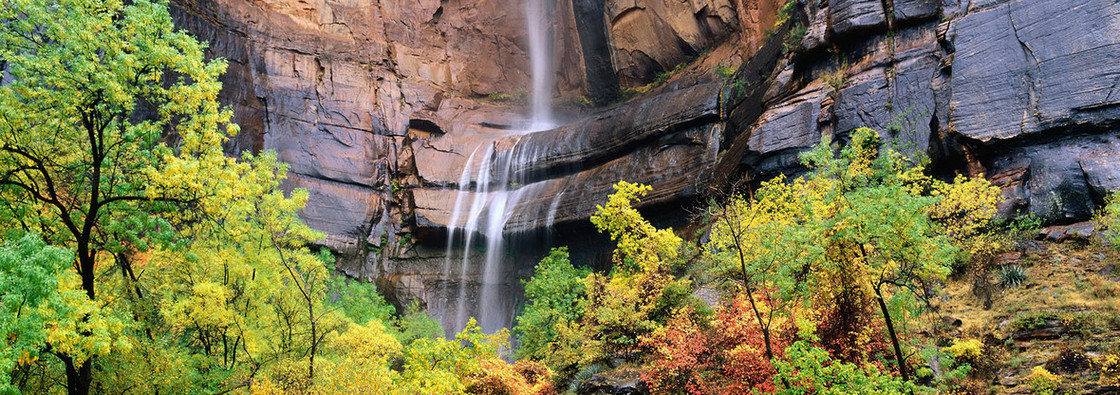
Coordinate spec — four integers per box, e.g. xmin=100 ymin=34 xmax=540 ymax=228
xmin=169 ymin=0 xmax=1120 ymax=325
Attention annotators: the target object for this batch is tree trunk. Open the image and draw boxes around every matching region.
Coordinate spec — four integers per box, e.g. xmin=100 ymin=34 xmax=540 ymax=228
xmin=308 ymin=312 xmax=316 ymax=383
xmin=77 ymin=250 xmax=95 ymax=300
xmin=875 ymin=285 xmax=909 ymax=382
xmin=63 ymin=357 xmax=93 ymax=395
xmin=728 ymin=213 xmax=775 ymax=361
xmin=68 ymin=247 xmax=97 ymax=394
xmin=744 ymin=289 xmax=774 ymax=361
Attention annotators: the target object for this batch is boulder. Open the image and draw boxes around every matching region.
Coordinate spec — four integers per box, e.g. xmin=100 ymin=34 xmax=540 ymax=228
xmin=985 ymin=133 xmax=1120 ymax=221
xmin=1037 ymin=221 xmax=1099 ymax=242
xmin=578 ymin=370 xmax=648 ymax=395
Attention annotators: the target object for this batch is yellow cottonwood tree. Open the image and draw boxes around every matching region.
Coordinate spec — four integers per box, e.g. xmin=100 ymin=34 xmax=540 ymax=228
xmin=585 ymin=181 xmax=692 ymax=357
xmin=706 ymin=127 xmax=1000 ymax=383
xmin=0 ymin=0 xmax=339 ymax=393
xmin=0 ymin=0 xmax=243 ymax=392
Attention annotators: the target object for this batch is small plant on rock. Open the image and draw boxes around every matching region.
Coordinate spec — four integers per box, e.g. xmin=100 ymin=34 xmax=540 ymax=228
xmin=822 ymin=60 xmax=850 ymax=92
xmin=1026 ymin=366 xmax=1061 ymax=395
xmin=997 ymin=265 xmax=1028 ymax=288
xmin=1099 ymin=352 xmax=1120 ymax=386
xmin=1096 ymin=192 xmax=1120 ymax=247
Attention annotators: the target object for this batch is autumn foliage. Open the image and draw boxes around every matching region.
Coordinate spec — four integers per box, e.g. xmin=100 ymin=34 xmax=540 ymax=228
xmin=0 ymin=0 xmax=1010 ymax=390
xmin=641 ymin=295 xmax=793 ymax=394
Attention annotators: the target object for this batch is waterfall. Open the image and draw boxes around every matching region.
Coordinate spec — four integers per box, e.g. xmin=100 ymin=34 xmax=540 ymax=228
xmin=442 ymin=0 xmax=555 ymax=335
xmin=526 ymin=0 xmax=553 ymax=130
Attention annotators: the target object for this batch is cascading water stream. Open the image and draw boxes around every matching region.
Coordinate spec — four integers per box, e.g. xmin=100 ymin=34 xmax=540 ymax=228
xmin=441 ymin=0 xmax=555 ymax=335
xmin=526 ymin=0 xmax=553 ymax=130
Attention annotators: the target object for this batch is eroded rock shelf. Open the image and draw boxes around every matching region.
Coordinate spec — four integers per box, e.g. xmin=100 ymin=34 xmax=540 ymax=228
xmin=169 ymin=0 xmax=1120 ymax=330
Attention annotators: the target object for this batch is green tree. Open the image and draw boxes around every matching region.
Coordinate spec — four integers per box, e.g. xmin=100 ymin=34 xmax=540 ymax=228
xmin=513 ymin=247 xmax=590 ymax=367
xmin=0 ymin=0 xmax=240 ymax=392
xmin=798 ymin=128 xmax=957 ymax=381
xmin=706 ymin=127 xmax=997 ymax=385
xmin=0 ymin=234 xmax=76 ymax=394
xmin=706 ymin=179 xmax=821 ymax=362
xmin=143 ymin=153 xmax=350 ymax=392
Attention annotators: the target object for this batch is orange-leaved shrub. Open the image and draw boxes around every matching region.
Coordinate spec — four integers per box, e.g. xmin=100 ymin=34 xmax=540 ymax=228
xmin=641 ymin=294 xmax=792 ymax=394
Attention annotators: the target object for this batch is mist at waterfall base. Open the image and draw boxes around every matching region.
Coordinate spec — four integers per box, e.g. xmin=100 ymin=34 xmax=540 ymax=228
xmin=437 ymin=0 xmax=560 ymax=337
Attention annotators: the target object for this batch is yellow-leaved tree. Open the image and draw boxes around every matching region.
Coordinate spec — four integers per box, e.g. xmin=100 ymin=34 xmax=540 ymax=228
xmin=585 ymin=181 xmax=694 ymax=358
xmin=706 ymin=127 xmax=1001 ymax=384
xmin=0 ymin=0 xmax=356 ymax=393
xmin=0 ymin=0 xmax=248 ymax=392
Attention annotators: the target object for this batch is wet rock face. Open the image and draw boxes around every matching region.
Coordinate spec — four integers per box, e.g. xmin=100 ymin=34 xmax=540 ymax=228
xmin=829 ymin=0 xmax=886 ymax=37
xmin=605 ymin=0 xmax=740 ymax=87
xmin=728 ymin=0 xmax=1120 ymax=224
xmin=170 ymin=0 xmax=548 ymax=256
xmin=573 ymin=0 xmax=621 ymax=105
xmin=171 ymin=0 xmax=1120 ymax=323
xmin=410 ymin=80 xmax=722 ymax=234
xmin=168 ymin=0 xmax=769 ymax=324
xmin=949 ymin=0 xmax=1120 ymax=142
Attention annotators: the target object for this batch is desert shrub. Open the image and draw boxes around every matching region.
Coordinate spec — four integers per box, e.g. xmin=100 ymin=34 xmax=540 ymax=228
xmin=465 ymin=359 xmax=556 ymax=395
xmin=1026 ymin=366 xmax=1061 ymax=395
xmin=1090 ymin=276 xmax=1120 ymax=299
xmin=641 ymin=308 xmax=712 ymax=394
xmin=712 ymin=295 xmax=791 ymax=393
xmin=1097 ymin=193 xmax=1120 ymax=247
xmin=942 ymin=338 xmax=983 ymax=365
xmin=997 ymin=265 xmax=1028 ymax=288
xmin=1099 ymin=352 xmax=1120 ymax=385
xmin=640 ymin=294 xmax=792 ymax=394
xmin=1045 ymin=349 xmax=1091 ymax=375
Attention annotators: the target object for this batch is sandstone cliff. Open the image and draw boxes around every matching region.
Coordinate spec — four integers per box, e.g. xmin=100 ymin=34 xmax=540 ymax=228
xmin=169 ymin=0 xmax=1120 ymax=326
xmin=720 ymin=0 xmax=1120 ymax=224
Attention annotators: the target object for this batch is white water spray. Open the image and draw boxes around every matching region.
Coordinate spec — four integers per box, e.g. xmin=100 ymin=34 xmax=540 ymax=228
xmin=526 ymin=0 xmax=553 ymax=130
xmin=441 ymin=0 xmax=556 ymax=335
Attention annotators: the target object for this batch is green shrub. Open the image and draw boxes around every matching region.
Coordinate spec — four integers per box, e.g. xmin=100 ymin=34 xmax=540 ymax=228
xmin=997 ymin=265 xmax=1028 ymax=288
xmin=1026 ymin=366 xmax=1061 ymax=395
xmin=395 ymin=301 xmax=443 ymax=345
xmin=513 ymin=248 xmax=590 ymax=363
xmin=1097 ymin=193 xmax=1120 ymax=247
xmin=1010 ymin=311 xmax=1060 ymax=332
xmin=772 ymin=341 xmax=919 ymax=394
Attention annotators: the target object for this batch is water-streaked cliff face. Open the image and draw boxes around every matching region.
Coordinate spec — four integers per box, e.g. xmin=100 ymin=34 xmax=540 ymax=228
xmin=171 ymin=0 xmax=1120 ymax=330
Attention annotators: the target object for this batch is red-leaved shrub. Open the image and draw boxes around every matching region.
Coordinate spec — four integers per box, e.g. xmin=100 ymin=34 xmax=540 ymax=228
xmin=642 ymin=294 xmax=792 ymax=394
